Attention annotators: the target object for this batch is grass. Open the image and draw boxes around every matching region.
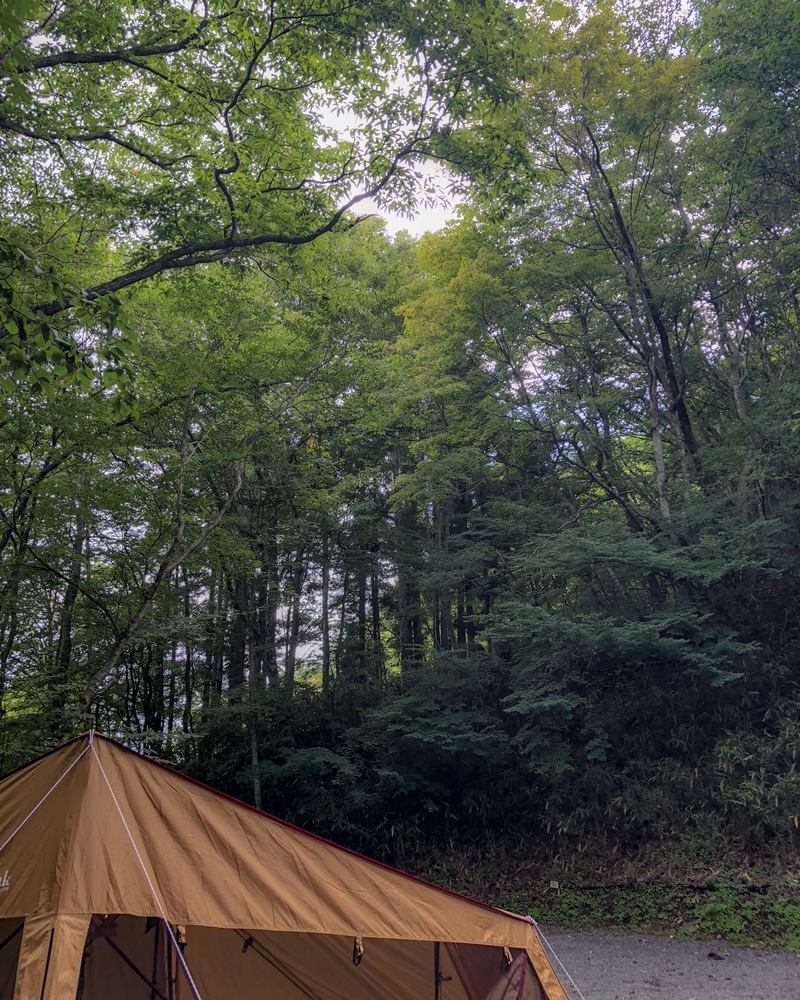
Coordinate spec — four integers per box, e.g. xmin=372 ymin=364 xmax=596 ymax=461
xmin=502 ymin=880 xmax=800 ymax=951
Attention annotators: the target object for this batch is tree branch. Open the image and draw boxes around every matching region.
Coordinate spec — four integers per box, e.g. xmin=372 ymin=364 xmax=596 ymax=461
xmin=0 ymin=116 xmax=194 ymax=170
xmin=2 ymin=25 xmax=209 ymax=76
xmin=34 ymin=146 xmax=414 ymax=317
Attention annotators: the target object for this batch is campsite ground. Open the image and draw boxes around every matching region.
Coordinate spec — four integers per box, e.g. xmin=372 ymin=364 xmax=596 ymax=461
xmin=542 ymin=927 xmax=800 ymax=1000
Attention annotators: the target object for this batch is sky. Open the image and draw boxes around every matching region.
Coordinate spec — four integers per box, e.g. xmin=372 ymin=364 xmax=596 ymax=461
xmin=351 ymin=156 xmax=460 ymax=237
xmin=322 ymin=99 xmax=460 ymax=238
xmin=378 ymin=205 xmax=456 ymax=236
xmin=376 ymin=199 xmax=457 ymax=237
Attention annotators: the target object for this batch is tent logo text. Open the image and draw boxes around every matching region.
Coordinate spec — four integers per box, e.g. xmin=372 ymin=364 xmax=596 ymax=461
xmin=0 ymin=871 xmax=9 ymax=892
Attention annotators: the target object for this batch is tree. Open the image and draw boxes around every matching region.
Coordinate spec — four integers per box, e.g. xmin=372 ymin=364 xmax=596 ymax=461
xmin=2 ymin=0 xmax=799 ymax=865
xmin=0 ymin=0 xmax=533 ymax=387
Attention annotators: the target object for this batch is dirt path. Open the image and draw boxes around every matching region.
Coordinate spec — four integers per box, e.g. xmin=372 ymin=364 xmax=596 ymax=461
xmin=538 ymin=927 xmax=800 ymax=1000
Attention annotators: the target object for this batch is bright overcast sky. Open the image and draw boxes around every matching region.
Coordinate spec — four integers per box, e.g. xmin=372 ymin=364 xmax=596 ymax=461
xmin=321 ymin=96 xmax=460 ymax=238
xmin=355 ymin=159 xmax=459 ymax=237
xmin=378 ymin=199 xmax=457 ymax=237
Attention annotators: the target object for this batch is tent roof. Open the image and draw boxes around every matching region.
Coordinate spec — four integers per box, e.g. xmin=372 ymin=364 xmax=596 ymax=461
xmin=0 ymin=733 xmax=569 ymax=1000
xmin=95 ymin=733 xmax=528 ymax=926
xmin=0 ymin=733 xmax=527 ymax=939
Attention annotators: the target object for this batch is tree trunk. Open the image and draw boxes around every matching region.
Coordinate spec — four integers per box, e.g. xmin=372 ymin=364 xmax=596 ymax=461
xmin=228 ymin=574 xmax=247 ymax=696
xmin=334 ymin=570 xmax=350 ymax=679
xmin=584 ymin=126 xmax=703 ymax=470
xmin=50 ymin=481 xmax=87 ymax=736
xmin=321 ymin=529 xmax=331 ymax=697
xmin=182 ymin=568 xmax=193 ymax=732
xmin=284 ymin=547 xmax=305 ymax=697
xmin=259 ymin=521 xmax=280 ymax=683
xmin=370 ymin=549 xmax=384 ymax=681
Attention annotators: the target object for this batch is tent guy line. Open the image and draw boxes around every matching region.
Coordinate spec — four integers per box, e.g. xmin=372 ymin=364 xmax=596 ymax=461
xmin=88 ymin=733 xmax=206 ymax=1000
xmin=530 ymin=922 xmax=589 ymax=1000
xmin=0 ymin=743 xmax=90 ymax=857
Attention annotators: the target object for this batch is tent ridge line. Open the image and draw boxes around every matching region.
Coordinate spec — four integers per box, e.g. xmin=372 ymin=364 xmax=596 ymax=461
xmin=0 ymin=733 xmax=88 ymax=785
xmin=87 ymin=734 xmax=532 ymax=927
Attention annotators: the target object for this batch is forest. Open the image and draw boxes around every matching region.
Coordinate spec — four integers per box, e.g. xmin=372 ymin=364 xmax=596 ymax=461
xmin=1 ymin=0 xmax=799 ymax=914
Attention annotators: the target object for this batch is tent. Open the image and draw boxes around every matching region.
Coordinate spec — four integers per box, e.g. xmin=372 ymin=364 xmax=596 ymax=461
xmin=0 ymin=732 xmax=569 ymax=1000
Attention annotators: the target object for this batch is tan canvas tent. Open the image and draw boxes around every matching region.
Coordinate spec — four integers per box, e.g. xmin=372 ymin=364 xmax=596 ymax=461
xmin=0 ymin=732 xmax=569 ymax=1000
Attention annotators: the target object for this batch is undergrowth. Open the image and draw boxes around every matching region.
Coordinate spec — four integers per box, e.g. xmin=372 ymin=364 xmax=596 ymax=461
xmin=410 ymin=840 xmax=800 ymax=951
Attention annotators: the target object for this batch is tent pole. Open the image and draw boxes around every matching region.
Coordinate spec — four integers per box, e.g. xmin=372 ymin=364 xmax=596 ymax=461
xmin=166 ymin=927 xmax=174 ymax=1000
xmin=150 ymin=919 xmax=161 ymax=1000
xmin=444 ymin=943 xmax=480 ymax=1000
xmin=434 ymin=942 xmax=441 ymax=1000
xmin=234 ymin=930 xmax=323 ymax=1000
xmin=97 ymin=932 xmax=168 ymax=1000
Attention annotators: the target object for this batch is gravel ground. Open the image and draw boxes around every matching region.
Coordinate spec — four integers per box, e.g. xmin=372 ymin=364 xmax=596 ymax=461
xmin=538 ymin=927 xmax=800 ymax=1000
